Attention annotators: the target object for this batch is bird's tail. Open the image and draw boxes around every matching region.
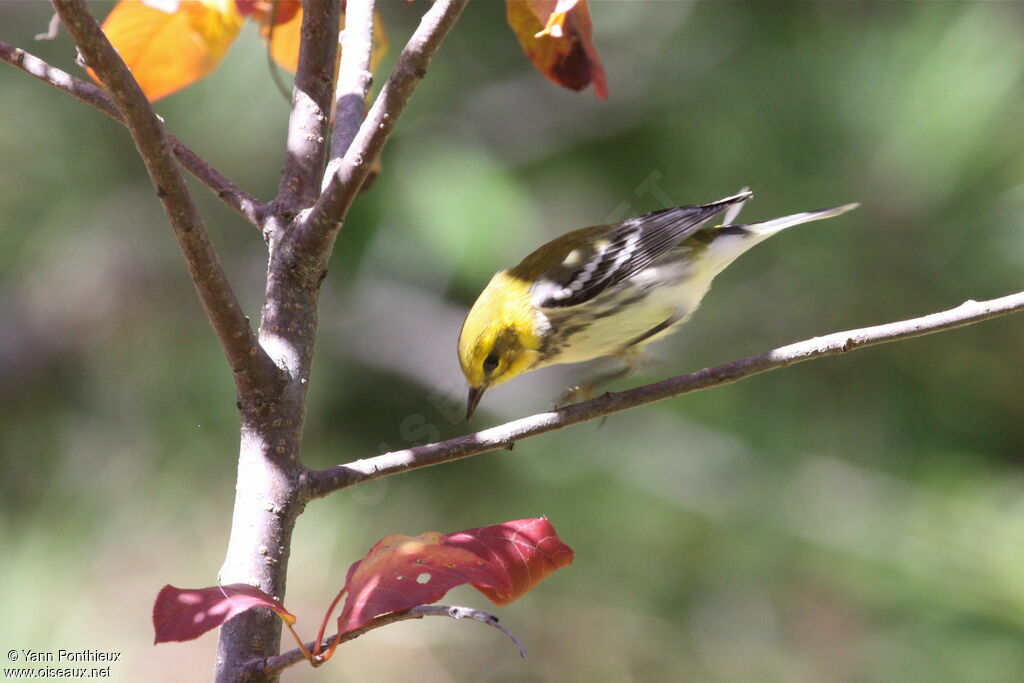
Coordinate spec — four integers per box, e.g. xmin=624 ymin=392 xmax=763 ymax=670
xmin=695 ymin=200 xmax=859 ymax=276
xmin=737 ymin=202 xmax=860 ymax=238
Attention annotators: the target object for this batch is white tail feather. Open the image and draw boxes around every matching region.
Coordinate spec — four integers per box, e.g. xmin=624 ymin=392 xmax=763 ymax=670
xmin=743 ymin=203 xmax=860 ymax=237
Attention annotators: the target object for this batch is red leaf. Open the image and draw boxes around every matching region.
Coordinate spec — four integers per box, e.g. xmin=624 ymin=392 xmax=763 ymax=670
xmin=234 ymin=0 xmax=301 ymax=26
xmin=444 ymin=517 xmax=575 ymax=605
xmin=506 ymin=0 xmax=608 ymax=100
xmin=152 ymin=584 xmax=295 ymax=644
xmin=337 ymin=518 xmax=573 ymax=634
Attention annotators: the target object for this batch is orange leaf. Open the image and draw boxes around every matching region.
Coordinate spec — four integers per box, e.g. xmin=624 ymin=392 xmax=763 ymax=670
xmin=93 ymin=0 xmax=244 ymax=101
xmin=506 ymin=0 xmax=608 ymax=100
xmin=337 ymin=518 xmax=573 ymax=633
xmin=261 ymin=1 xmax=301 ymax=71
xmin=259 ymin=5 xmax=388 ymax=75
xmin=152 ymin=584 xmax=295 ymax=644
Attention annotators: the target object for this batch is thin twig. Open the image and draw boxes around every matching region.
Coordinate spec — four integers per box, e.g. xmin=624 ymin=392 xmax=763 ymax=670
xmin=249 ymin=605 xmax=525 ymax=678
xmin=307 ymin=292 xmax=1024 ymax=499
xmin=329 ymin=0 xmax=376 ymax=170
xmin=297 ymin=0 xmax=470 ymax=263
xmin=49 ymin=1 xmax=280 ymax=394
xmin=34 ymin=12 xmax=61 ymax=41
xmin=0 ymin=41 xmax=265 ymax=228
xmin=274 ymin=0 xmax=341 ymax=216
xmin=415 ymin=605 xmax=526 ymax=659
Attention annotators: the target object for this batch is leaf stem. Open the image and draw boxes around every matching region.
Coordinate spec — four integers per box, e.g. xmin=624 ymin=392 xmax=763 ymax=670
xmin=313 ymin=586 xmax=347 ymax=659
xmin=282 ymin=620 xmax=314 ymax=665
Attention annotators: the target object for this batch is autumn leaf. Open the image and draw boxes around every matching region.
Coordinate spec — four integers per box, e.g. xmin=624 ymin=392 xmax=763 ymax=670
xmin=234 ymin=0 xmax=301 ymax=26
xmin=444 ymin=517 xmax=575 ymax=605
xmin=151 ymin=519 xmax=569 ymax=658
xmin=255 ymin=4 xmax=389 ymax=76
xmin=256 ymin=1 xmax=302 ymax=71
xmin=506 ymin=0 xmax=608 ymax=100
xmin=93 ymin=0 xmax=244 ymax=101
xmin=152 ymin=584 xmax=295 ymax=644
xmin=337 ymin=517 xmax=573 ymax=634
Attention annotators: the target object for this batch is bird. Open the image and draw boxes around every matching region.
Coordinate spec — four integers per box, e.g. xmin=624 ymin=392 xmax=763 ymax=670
xmin=458 ymin=190 xmax=858 ymax=419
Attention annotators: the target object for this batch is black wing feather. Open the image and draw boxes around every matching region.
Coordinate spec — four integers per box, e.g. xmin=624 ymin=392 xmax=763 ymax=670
xmin=534 ymin=192 xmax=751 ymax=308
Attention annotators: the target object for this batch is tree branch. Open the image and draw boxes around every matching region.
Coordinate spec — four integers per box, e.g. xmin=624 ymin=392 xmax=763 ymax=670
xmin=274 ymin=0 xmax=341 ymax=215
xmin=0 ymin=42 xmax=266 ymax=228
xmin=49 ymin=1 xmax=280 ymax=395
xmin=307 ymin=291 xmax=1024 ymax=499
xmin=296 ymin=0 xmax=470 ymax=264
xmin=248 ymin=605 xmax=526 ymax=678
xmin=328 ymin=0 xmax=375 ymax=167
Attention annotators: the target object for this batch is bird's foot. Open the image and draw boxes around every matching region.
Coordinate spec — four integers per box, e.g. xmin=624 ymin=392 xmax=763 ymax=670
xmin=554 ymin=383 xmax=597 ymax=409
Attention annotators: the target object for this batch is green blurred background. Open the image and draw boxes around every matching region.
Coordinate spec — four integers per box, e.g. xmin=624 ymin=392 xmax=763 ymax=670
xmin=3 ymin=1 xmax=1024 ymax=681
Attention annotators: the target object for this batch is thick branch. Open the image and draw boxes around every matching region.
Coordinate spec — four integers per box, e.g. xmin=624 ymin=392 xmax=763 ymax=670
xmin=0 ymin=42 xmax=265 ymax=228
xmin=297 ymin=0 xmax=470 ymax=261
xmin=249 ymin=605 xmax=525 ymax=678
xmin=328 ymin=0 xmax=376 ymax=166
xmin=49 ymin=1 xmax=279 ymax=395
xmin=274 ymin=0 xmax=341 ymax=214
xmin=308 ymin=292 xmax=1024 ymax=498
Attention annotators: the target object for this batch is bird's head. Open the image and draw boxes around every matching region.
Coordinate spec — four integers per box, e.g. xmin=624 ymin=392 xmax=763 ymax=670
xmin=458 ymin=271 xmax=543 ymax=419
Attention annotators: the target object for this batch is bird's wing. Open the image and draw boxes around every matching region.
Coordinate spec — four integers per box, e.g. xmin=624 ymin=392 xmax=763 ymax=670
xmin=531 ymin=192 xmax=752 ymax=308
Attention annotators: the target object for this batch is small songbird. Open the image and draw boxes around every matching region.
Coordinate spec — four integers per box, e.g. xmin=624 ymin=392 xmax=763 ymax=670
xmin=458 ymin=191 xmax=858 ymax=419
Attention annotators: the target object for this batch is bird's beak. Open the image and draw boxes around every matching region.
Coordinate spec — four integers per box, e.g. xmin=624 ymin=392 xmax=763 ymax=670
xmin=466 ymin=385 xmax=487 ymax=421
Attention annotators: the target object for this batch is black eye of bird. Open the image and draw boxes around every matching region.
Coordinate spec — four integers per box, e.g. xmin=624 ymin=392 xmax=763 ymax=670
xmin=483 ymin=353 xmax=500 ymax=373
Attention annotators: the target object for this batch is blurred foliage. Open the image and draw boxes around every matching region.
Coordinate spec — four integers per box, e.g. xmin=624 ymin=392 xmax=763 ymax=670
xmin=2 ymin=1 xmax=1024 ymax=681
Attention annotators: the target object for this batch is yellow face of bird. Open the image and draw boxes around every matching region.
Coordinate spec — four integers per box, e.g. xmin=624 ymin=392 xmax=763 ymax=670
xmin=458 ymin=271 xmax=542 ymax=416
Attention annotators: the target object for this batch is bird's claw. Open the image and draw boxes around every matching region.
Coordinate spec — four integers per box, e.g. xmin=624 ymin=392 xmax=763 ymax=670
xmin=554 ymin=383 xmax=596 ymax=409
